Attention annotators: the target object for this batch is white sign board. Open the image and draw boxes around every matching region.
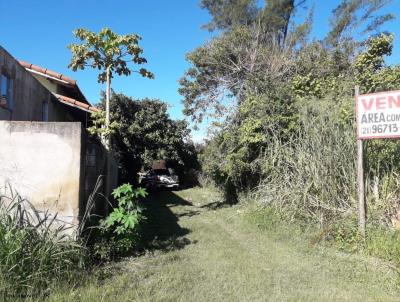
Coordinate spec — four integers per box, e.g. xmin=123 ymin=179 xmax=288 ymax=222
xmin=356 ymin=90 xmax=400 ymax=139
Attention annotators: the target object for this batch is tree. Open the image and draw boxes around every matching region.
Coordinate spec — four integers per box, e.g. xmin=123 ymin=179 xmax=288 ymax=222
xmin=182 ymin=0 xmax=393 ymax=128
xmin=201 ymin=0 xmax=307 ymax=44
xmin=200 ymin=0 xmax=258 ymax=31
xmin=90 ymin=93 xmax=199 ymax=185
xmin=259 ymin=0 xmax=307 ymax=46
xmin=326 ymin=0 xmax=394 ymax=47
xmin=180 ymin=1 xmax=312 ymax=126
xmin=179 ymin=24 xmax=297 ymax=126
xmin=68 ymin=27 xmax=154 ymax=146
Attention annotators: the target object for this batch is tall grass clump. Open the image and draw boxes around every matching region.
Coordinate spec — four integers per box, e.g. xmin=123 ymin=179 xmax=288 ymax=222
xmin=255 ymin=97 xmax=400 ymax=224
xmin=0 ymin=189 xmax=87 ymax=300
xmin=254 ymin=98 xmax=357 ymax=224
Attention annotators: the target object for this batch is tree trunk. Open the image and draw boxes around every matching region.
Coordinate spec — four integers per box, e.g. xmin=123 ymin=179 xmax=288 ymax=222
xmin=105 ymin=65 xmax=113 ymax=208
xmin=105 ymin=65 xmax=111 ymax=149
xmin=373 ymin=175 xmax=379 ymax=202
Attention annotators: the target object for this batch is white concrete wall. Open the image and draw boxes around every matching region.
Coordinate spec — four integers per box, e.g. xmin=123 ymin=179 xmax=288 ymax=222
xmin=0 ymin=121 xmax=82 ymax=231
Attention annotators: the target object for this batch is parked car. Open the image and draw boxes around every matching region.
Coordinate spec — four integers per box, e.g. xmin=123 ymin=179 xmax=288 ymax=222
xmin=139 ymin=168 xmax=179 ymax=190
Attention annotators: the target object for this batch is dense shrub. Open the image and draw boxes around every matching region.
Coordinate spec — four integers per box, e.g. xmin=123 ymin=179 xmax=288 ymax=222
xmin=92 ymin=184 xmax=146 ymax=261
xmin=200 ymin=87 xmax=298 ymax=204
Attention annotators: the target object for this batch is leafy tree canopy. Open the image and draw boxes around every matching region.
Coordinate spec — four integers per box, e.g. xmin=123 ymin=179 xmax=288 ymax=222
xmin=201 ymin=0 xmax=307 ymax=40
xmin=68 ymin=27 xmax=154 ymax=83
xmin=180 ymin=0 xmax=393 ymax=127
xmin=326 ymin=0 xmax=394 ymax=47
xmin=90 ymin=93 xmax=199 ymax=184
xmin=200 ymin=0 xmax=258 ymax=31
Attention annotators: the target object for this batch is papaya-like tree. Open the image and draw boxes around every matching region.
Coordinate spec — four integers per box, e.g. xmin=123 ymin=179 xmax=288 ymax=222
xmin=68 ymin=28 xmax=154 ymax=197
xmin=68 ymin=27 xmax=154 ymax=146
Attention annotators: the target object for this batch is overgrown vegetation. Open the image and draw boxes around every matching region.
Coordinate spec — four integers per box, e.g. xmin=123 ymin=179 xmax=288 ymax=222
xmin=0 ymin=191 xmax=87 ymax=300
xmin=0 ymin=182 xmax=149 ymax=300
xmin=252 ymin=98 xmax=356 ymax=223
xmin=245 ymin=203 xmax=400 ymax=278
xmin=184 ymin=0 xmax=400 ymax=268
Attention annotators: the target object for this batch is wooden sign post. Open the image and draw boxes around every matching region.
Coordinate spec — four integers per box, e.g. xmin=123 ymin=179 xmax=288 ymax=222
xmin=355 ymin=87 xmax=400 ymax=236
xmin=355 ymin=86 xmax=366 ymax=237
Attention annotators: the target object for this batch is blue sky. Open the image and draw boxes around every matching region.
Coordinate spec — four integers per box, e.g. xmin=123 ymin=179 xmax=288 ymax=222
xmin=1 ymin=0 xmax=400 ymax=141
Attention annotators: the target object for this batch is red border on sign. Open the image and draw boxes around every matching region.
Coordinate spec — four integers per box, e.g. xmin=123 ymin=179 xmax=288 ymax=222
xmin=355 ymin=92 xmax=360 ymax=139
xmin=358 ymin=89 xmax=400 ymax=98
xmin=356 ymin=89 xmax=400 ymax=140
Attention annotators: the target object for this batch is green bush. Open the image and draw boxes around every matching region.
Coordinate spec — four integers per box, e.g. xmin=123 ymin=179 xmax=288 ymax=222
xmin=0 ymin=190 xmax=87 ymax=300
xmin=200 ymin=89 xmax=298 ymax=204
xmin=92 ymin=184 xmax=146 ymax=260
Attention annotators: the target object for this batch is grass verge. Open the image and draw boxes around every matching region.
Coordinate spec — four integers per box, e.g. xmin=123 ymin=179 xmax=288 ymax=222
xmin=36 ymin=187 xmax=400 ymax=301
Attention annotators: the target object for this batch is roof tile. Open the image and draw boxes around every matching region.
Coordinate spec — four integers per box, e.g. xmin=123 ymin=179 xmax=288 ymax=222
xmin=18 ymin=60 xmax=77 ymax=85
xmin=53 ymin=93 xmax=99 ymax=113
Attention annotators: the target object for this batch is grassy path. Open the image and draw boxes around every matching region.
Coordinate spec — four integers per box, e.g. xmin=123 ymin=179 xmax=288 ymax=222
xmin=47 ymin=187 xmax=399 ymax=301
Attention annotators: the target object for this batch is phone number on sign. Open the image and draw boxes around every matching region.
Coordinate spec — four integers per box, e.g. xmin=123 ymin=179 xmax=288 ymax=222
xmin=361 ymin=124 xmax=399 ymax=135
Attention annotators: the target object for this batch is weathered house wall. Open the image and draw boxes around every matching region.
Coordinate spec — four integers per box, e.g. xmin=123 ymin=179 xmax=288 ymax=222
xmin=0 ymin=46 xmax=118 ymax=232
xmin=0 ymin=121 xmax=118 ymax=232
xmin=0 ymin=47 xmax=70 ymax=122
xmin=0 ymin=121 xmax=82 ymax=228
xmin=83 ymin=140 xmax=119 ymax=215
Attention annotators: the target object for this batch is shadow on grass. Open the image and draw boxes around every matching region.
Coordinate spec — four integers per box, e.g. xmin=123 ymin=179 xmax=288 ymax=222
xmin=140 ymin=190 xmax=197 ymax=252
xmin=199 ymin=201 xmax=227 ymax=211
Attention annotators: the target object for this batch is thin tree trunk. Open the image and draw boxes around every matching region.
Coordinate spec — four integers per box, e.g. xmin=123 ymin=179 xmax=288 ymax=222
xmin=373 ymin=175 xmax=379 ymax=202
xmin=281 ymin=0 xmax=295 ymax=47
xmin=105 ymin=65 xmax=111 ymax=149
xmin=105 ymin=65 xmax=113 ymax=208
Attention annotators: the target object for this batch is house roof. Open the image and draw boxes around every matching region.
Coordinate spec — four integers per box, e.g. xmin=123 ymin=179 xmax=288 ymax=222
xmin=53 ymin=93 xmax=99 ymax=113
xmin=18 ymin=60 xmax=77 ymax=86
xmin=18 ymin=60 xmax=99 ymax=113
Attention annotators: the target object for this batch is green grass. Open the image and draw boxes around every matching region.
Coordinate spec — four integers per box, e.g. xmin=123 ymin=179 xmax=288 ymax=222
xmin=39 ymin=187 xmax=400 ymax=302
xmin=0 ymin=191 xmax=87 ymax=301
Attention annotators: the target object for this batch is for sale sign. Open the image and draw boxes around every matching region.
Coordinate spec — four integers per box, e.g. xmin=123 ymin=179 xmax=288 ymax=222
xmin=356 ymin=90 xmax=400 ymax=139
